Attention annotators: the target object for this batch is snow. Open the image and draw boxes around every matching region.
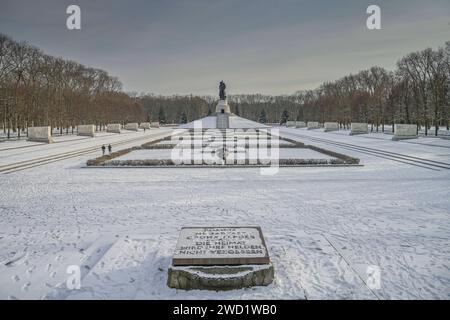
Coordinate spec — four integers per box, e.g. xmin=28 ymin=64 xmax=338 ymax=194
xmin=0 ymin=130 xmax=172 ymax=167
xmin=0 ymin=127 xmax=449 ymax=299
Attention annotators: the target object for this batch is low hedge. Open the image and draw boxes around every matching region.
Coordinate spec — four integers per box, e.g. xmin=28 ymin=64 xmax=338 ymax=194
xmin=86 ymin=146 xmax=141 ymax=166
xmin=307 ymin=144 xmax=360 ymax=164
xmin=103 ymin=158 xmax=348 ymax=167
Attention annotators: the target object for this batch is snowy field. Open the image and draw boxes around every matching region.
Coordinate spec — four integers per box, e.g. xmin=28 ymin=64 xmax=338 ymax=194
xmin=0 ymin=127 xmax=449 ymax=299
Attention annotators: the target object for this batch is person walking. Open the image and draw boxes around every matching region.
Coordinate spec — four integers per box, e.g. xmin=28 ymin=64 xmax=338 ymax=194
xmin=108 ymin=144 xmax=112 ymax=154
xmin=101 ymin=145 xmax=106 ymax=155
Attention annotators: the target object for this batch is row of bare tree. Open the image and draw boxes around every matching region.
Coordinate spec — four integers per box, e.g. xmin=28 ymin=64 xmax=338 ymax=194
xmin=294 ymin=42 xmax=450 ymax=134
xmin=224 ymin=42 xmax=449 ymax=135
xmin=0 ymin=33 xmax=147 ymax=138
xmin=1 ymin=33 xmax=448 ymax=136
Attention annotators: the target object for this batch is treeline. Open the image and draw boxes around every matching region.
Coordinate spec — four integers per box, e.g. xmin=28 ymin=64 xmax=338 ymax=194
xmin=2 ymin=33 xmax=449 ymax=136
xmin=296 ymin=42 xmax=450 ymax=134
xmin=139 ymin=42 xmax=450 ymax=136
xmin=139 ymin=94 xmax=214 ymax=125
xmin=0 ymin=33 xmax=147 ymax=137
xmin=139 ymin=93 xmax=300 ymax=125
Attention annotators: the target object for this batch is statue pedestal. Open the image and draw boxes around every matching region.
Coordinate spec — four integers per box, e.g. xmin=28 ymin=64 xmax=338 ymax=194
xmin=215 ymin=99 xmax=231 ymax=114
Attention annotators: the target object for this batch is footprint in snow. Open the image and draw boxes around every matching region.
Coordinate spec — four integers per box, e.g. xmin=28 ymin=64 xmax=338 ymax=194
xmin=22 ymin=282 xmax=31 ymax=291
xmin=12 ymin=275 xmax=20 ymax=282
xmin=26 ymin=266 xmax=36 ymax=275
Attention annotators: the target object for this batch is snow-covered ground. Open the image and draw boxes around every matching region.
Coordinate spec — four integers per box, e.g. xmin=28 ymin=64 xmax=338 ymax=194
xmin=0 ymin=127 xmax=449 ymax=299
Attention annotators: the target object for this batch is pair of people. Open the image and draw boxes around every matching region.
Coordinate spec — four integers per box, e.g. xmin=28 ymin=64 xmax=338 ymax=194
xmin=101 ymin=144 xmax=112 ymax=155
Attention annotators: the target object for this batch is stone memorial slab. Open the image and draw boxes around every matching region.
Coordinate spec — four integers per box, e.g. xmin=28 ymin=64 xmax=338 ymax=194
xmin=28 ymin=126 xmax=53 ymax=143
xmin=140 ymin=122 xmax=151 ymax=129
xmin=324 ymin=122 xmax=339 ymax=132
xmin=107 ymin=123 xmax=122 ymax=133
xmin=393 ymin=124 xmax=417 ymax=140
xmin=125 ymin=123 xmax=139 ymax=131
xmin=350 ymin=122 xmax=368 ymax=135
xmin=77 ymin=124 xmax=95 ymax=137
xmin=286 ymin=121 xmax=296 ymax=127
xmin=172 ymin=226 xmax=270 ymax=266
xmin=307 ymin=121 xmax=319 ymax=130
xmin=168 ymin=226 xmax=274 ymax=290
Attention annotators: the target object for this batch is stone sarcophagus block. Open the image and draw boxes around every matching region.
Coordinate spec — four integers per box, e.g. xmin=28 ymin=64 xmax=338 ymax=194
xmin=77 ymin=124 xmax=95 ymax=137
xmin=151 ymin=122 xmax=160 ymax=128
xmin=393 ymin=124 xmax=417 ymax=140
xmin=286 ymin=121 xmax=297 ymax=127
xmin=28 ymin=126 xmax=53 ymax=143
xmin=124 ymin=123 xmax=139 ymax=131
xmin=350 ymin=123 xmax=368 ymax=135
xmin=107 ymin=123 xmax=122 ymax=133
xmin=140 ymin=122 xmax=151 ymax=129
xmin=324 ymin=122 xmax=339 ymax=132
xmin=307 ymin=121 xmax=319 ymax=130
xmin=296 ymin=121 xmax=306 ymax=128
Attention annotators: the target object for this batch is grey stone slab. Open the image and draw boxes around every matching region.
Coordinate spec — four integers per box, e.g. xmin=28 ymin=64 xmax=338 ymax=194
xmin=172 ymin=226 xmax=270 ymax=266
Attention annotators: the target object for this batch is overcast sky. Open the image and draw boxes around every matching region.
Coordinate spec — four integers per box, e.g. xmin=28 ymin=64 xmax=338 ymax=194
xmin=1 ymin=0 xmax=449 ymax=95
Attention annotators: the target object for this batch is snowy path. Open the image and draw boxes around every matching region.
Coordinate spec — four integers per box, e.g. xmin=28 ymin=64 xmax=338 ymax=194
xmin=0 ymin=130 xmax=172 ymax=167
xmin=0 ymin=128 xmax=449 ymax=299
xmin=280 ymin=127 xmax=450 ymax=164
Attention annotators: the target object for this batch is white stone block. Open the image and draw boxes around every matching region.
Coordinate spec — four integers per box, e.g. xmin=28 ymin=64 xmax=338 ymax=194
xmin=28 ymin=126 xmax=53 ymax=143
xmin=307 ymin=121 xmax=319 ymax=130
xmin=140 ymin=122 xmax=151 ymax=129
xmin=124 ymin=123 xmax=139 ymax=131
xmin=107 ymin=123 xmax=122 ymax=133
xmin=296 ymin=121 xmax=306 ymax=128
xmin=324 ymin=122 xmax=339 ymax=132
xmin=286 ymin=121 xmax=296 ymax=127
xmin=393 ymin=124 xmax=417 ymax=140
xmin=77 ymin=124 xmax=95 ymax=137
xmin=350 ymin=123 xmax=368 ymax=135
xmin=151 ymin=122 xmax=160 ymax=128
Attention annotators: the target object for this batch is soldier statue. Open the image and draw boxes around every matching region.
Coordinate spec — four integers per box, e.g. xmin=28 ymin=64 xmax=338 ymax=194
xmin=219 ymin=80 xmax=226 ymax=100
